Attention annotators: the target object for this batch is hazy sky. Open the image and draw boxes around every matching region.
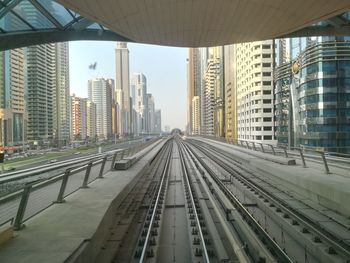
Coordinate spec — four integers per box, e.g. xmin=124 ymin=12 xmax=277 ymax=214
xmin=69 ymin=41 xmax=188 ymax=131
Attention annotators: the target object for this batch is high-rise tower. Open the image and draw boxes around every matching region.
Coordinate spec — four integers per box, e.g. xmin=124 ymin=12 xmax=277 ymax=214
xmin=115 ymin=42 xmax=131 ymax=136
xmin=187 ymin=48 xmax=202 ymax=135
xmin=236 ymin=40 xmax=276 ymax=144
xmin=88 ymin=78 xmax=112 ymax=140
xmin=275 ymin=37 xmax=350 ymax=153
xmin=26 ymin=44 xmax=56 ymax=146
xmin=0 ymin=48 xmax=27 ymax=150
xmin=224 ymin=44 xmax=237 ymax=142
xmin=54 ymin=42 xmax=70 ymax=147
xmin=131 ymin=73 xmax=147 ymax=135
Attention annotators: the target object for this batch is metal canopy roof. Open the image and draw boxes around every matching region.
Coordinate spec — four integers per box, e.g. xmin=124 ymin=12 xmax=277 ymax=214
xmin=0 ymin=0 xmax=131 ymax=50
xmin=0 ymin=0 xmax=350 ymax=50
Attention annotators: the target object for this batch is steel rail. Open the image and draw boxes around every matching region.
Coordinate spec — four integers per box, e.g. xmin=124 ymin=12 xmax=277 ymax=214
xmin=189 ymin=140 xmax=350 ymax=260
xmin=177 ymin=139 xmax=210 ymax=263
xmin=139 ymin=142 xmax=172 ymax=262
xmin=184 ymin=141 xmax=294 ymax=263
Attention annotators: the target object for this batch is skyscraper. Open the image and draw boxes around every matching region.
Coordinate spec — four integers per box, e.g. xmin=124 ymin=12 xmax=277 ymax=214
xmin=86 ymin=100 xmax=96 ymax=142
xmin=199 ymin=48 xmax=208 ymax=135
xmin=224 ymin=44 xmax=237 ymax=142
xmin=187 ymin=48 xmax=202 ymax=135
xmin=275 ymin=37 xmax=350 ymax=153
xmin=236 ymin=40 xmax=276 ymax=144
xmin=203 ymin=47 xmax=222 ymax=136
xmin=71 ymin=95 xmax=87 ymax=141
xmin=0 ymin=48 xmax=27 ymax=150
xmin=26 ymin=44 xmax=56 ymax=146
xmin=192 ymin=96 xmax=200 ymax=135
xmin=154 ymin=109 xmax=162 ymax=134
xmin=71 ymin=94 xmax=96 ymax=142
xmin=131 ymin=73 xmax=147 ymax=135
xmin=115 ymin=88 xmax=123 ymax=135
xmin=146 ymin=93 xmax=155 ymax=134
xmin=115 ymin=42 xmax=131 ymax=135
xmin=54 ymin=42 xmax=70 ymax=146
xmin=88 ymin=78 xmax=113 ymax=140
xmin=213 ymin=46 xmax=225 ymax=138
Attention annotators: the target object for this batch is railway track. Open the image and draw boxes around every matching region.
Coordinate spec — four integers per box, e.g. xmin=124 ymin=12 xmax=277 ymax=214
xmin=185 ymin=138 xmax=350 ymax=263
xmin=133 ymin=138 xmax=226 ymax=262
xmin=80 ymin=137 xmax=234 ymax=263
xmin=67 ymin=136 xmax=350 ymax=262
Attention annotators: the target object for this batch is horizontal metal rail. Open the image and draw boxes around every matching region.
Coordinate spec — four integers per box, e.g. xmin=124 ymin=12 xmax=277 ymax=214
xmin=0 ymin=138 xmax=160 ymax=228
xmin=0 ymin=152 xmax=117 ymax=184
xmin=0 ymin=138 xmax=149 ymax=181
xmin=199 ymin=136 xmax=350 ymax=174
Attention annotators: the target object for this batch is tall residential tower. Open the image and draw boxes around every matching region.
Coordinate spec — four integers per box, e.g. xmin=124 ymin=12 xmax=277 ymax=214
xmin=236 ymin=40 xmax=276 ymax=144
xmin=115 ymin=42 xmax=131 ymax=136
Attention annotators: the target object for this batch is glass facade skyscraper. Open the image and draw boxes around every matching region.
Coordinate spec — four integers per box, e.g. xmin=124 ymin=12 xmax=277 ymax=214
xmin=275 ymin=37 xmax=350 ymax=153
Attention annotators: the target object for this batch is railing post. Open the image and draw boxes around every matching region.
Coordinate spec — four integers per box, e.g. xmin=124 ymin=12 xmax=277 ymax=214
xmin=252 ymin=142 xmax=257 ymax=151
xmin=110 ymin=152 xmax=118 ymax=171
xmin=318 ymin=151 xmax=330 ymax=174
xmin=81 ymin=162 xmax=93 ymax=188
xmin=259 ymin=143 xmax=265 ymax=152
xmin=98 ymin=156 xmax=107 ymax=178
xmin=13 ymin=184 xmax=32 ymax=230
xmin=296 ymin=148 xmax=307 ymax=168
xmin=282 ymin=147 xmax=288 ymax=158
xmin=56 ymin=168 xmax=71 ymax=203
xmin=269 ymin=144 xmax=276 ymax=155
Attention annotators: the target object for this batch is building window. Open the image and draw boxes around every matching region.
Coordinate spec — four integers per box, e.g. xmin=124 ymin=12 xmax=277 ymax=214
xmin=263 ymin=99 xmax=271 ymax=104
xmin=263 ymin=108 xmax=272 ymax=113
xmin=263 ymin=81 xmax=271 ymax=86
xmin=263 ymin=90 xmax=271 ymax=95
xmin=263 ymin=126 xmax=272 ymax=131
xmin=264 ymin=135 xmax=272 ymax=140
xmin=262 ymin=63 xmax=271 ymax=67
xmin=256 ymin=135 xmax=262 ymax=140
xmin=262 ymin=72 xmax=271 ymax=77
xmin=262 ymin=45 xmax=271 ymax=49
xmin=263 ymin=117 xmax=272 ymax=122
xmin=262 ymin=53 xmax=271 ymax=58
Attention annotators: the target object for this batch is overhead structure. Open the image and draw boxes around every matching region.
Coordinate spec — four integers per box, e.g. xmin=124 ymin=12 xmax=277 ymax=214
xmin=0 ymin=0 xmax=131 ymax=51
xmin=0 ymin=0 xmax=350 ymax=50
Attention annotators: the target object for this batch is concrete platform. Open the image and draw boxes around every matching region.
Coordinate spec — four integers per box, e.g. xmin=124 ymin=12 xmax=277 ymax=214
xmin=191 ymin=137 xmax=296 ymax=166
xmin=0 ymin=139 xmax=166 ymax=263
xmin=192 ymin=137 xmax=350 ymax=219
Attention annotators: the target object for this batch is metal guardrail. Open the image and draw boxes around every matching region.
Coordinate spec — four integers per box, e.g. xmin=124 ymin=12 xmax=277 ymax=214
xmin=0 ymin=138 xmax=159 ymax=230
xmin=0 ymin=138 xmax=145 ymax=182
xmin=199 ymin=136 xmax=350 ymax=175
